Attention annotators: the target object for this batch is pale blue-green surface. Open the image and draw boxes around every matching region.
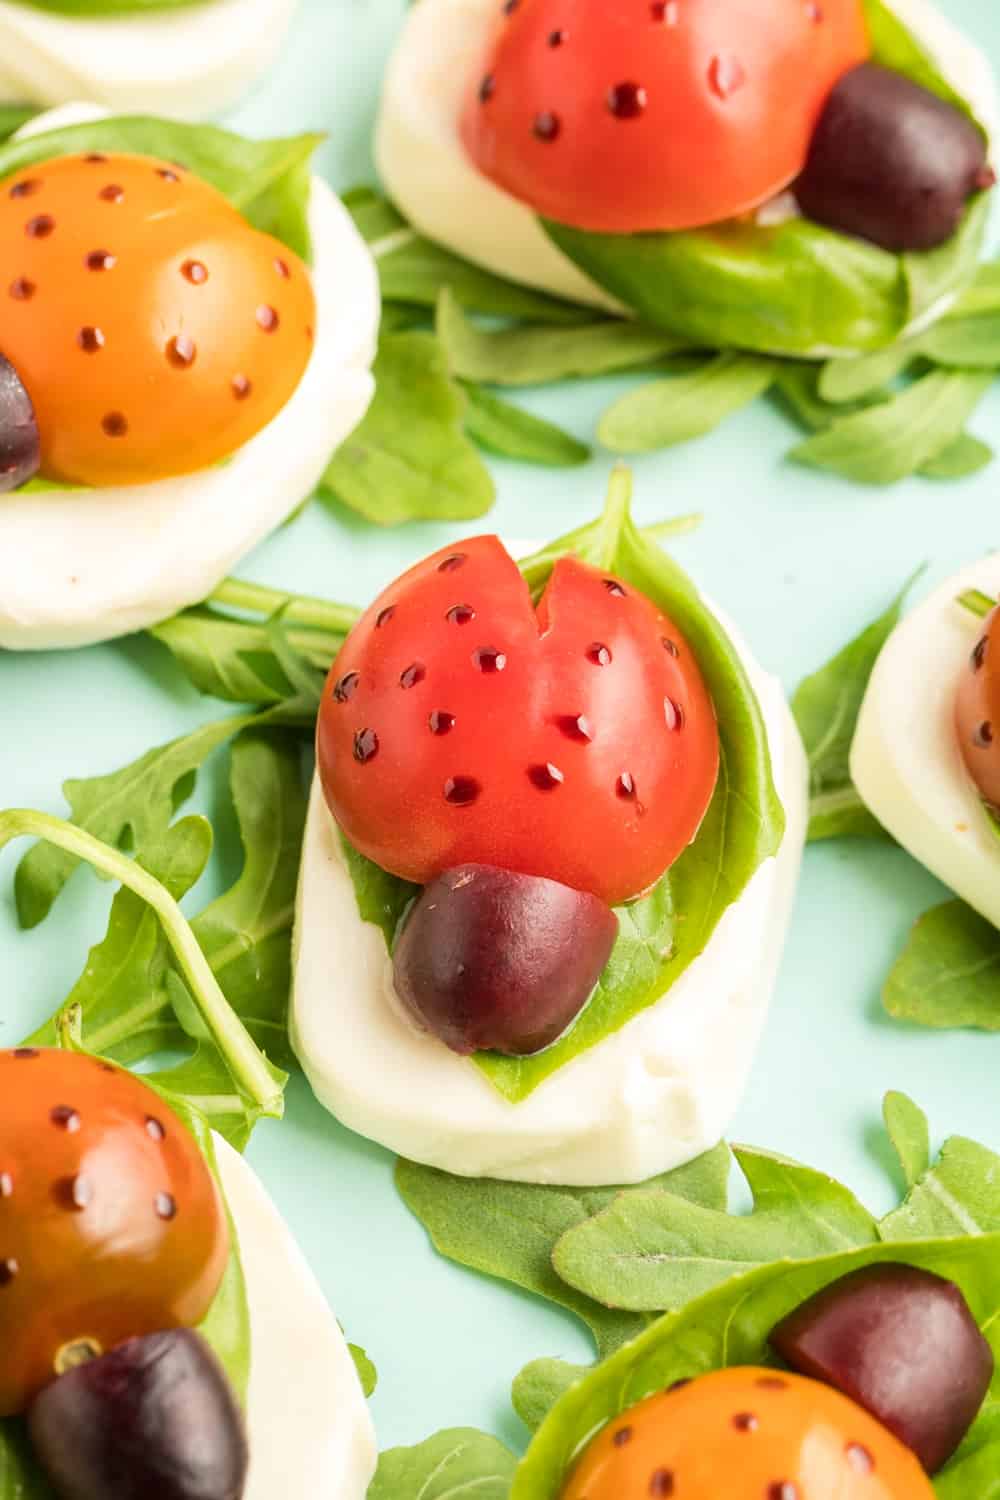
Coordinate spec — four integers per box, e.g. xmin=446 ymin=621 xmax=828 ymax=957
xmin=2 ymin=0 xmax=1000 ymax=1458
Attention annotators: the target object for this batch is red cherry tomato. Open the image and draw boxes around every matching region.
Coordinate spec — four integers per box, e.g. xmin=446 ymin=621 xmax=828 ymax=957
xmin=317 ymin=537 xmax=719 ymax=907
xmin=460 ymin=0 xmax=871 ymax=233
xmin=560 ymin=1368 xmax=935 ymax=1500
xmin=955 ymin=604 xmax=1000 ymax=808
xmin=0 ymin=1048 xmax=230 ymax=1416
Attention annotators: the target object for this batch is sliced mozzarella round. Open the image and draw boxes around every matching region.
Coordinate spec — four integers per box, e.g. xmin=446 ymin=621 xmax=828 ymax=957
xmin=214 ymin=1135 xmax=376 ymax=1500
xmin=851 ymin=556 xmax=1000 ymax=932
xmin=291 ymin=607 xmax=808 ymax=1187
xmin=375 ymin=0 xmax=996 ymax=341
xmin=0 ymin=0 xmax=297 ymax=118
xmin=0 ymin=108 xmax=379 ymax=652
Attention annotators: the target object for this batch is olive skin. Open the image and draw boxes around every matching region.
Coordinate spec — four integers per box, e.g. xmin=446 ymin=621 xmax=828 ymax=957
xmin=28 ymin=1329 xmax=249 ymax=1500
xmin=0 ymin=351 xmax=39 ymax=492
xmin=770 ymin=1263 xmax=993 ymax=1473
xmin=393 ymin=863 xmax=619 ymax=1056
xmin=796 ymin=62 xmax=993 ymax=252
xmin=955 ymin=605 xmax=1000 ymax=807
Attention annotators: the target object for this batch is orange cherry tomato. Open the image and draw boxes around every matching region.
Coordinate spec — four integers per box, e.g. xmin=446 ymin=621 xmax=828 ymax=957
xmin=0 ymin=1048 xmax=230 ymax=1416
xmin=955 ymin=604 xmax=1000 ymax=808
xmin=460 ymin=0 xmax=871 ymax=233
xmin=560 ymin=1367 xmax=935 ymax=1500
xmin=0 ymin=152 xmax=316 ymax=487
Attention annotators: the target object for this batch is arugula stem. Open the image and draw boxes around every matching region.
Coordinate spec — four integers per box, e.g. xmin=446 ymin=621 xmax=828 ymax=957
xmin=0 ymin=810 xmax=283 ymax=1120
xmin=642 ymin=513 xmax=703 ymax=543
xmin=210 ymin=577 xmax=360 ymax=634
xmin=958 ymin=588 xmax=996 ymax=620
xmin=594 ymin=464 xmax=633 ymax=571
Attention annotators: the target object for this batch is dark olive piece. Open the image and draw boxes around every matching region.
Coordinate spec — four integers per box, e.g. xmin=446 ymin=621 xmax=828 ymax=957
xmin=28 ymin=1329 xmax=248 ymax=1500
xmin=0 ymin=351 xmax=39 ymax=492
xmin=770 ymin=1262 xmax=994 ymax=1473
xmin=796 ymin=62 xmax=993 ymax=252
xmin=393 ymin=863 xmax=618 ymax=1055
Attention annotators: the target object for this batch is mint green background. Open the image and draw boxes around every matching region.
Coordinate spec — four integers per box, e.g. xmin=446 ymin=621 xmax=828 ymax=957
xmin=1 ymin=0 xmax=999 ymax=1458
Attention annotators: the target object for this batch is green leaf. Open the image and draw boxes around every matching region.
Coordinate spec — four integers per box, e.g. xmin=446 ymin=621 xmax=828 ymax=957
xmin=920 ymin=309 xmax=1000 ymax=369
xmin=551 ymin=1147 xmax=877 ymax=1312
xmin=883 ymin=1092 xmax=931 ymax=1190
xmin=319 ymin=332 xmax=495 ymax=525
xmin=920 ymin=432 xmax=994 ymax=479
xmin=0 ymin=107 xmax=35 ymax=143
xmin=15 ymin=0 xmax=204 ymax=11
xmin=819 ymin=344 xmax=916 ymax=403
xmin=348 ymin=1343 xmax=378 ymax=1399
xmin=512 ymin=1360 xmax=590 ymax=1435
xmin=884 ymin=898 xmax=1000 ymax=1032
xmin=880 ymin=1133 xmax=1000 ymax=1240
xmin=598 ymin=354 xmax=776 ymax=453
xmin=369 ymin=1429 xmax=517 ymax=1500
xmin=791 ymin=575 xmax=917 ymax=841
xmin=339 ymin=833 xmax=417 ymax=947
xmin=437 ymin=287 xmax=681 ymax=385
xmin=0 ymin=118 xmax=319 ymax=261
xmin=462 ymin=384 xmax=589 ymax=468
xmin=789 ymin=370 xmax=994 ymax=485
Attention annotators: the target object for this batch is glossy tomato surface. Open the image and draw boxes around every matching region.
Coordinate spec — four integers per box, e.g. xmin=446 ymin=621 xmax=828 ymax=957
xmin=317 ymin=536 xmax=719 ymax=906
xmin=0 ymin=1048 xmax=230 ymax=1416
xmin=560 ymin=1367 xmax=936 ymax=1500
xmin=955 ymin=604 xmax=1000 ymax=807
xmin=0 ymin=152 xmax=315 ymax=486
xmin=460 ymin=0 xmax=870 ymax=233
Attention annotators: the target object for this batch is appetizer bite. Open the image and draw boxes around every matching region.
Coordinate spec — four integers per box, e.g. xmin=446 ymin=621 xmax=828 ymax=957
xmin=0 ymin=0 xmax=298 ymax=118
xmin=0 ymin=1046 xmax=376 ymax=1500
xmin=377 ymin=0 xmax=998 ymax=355
xmin=0 ymin=104 xmax=378 ymax=649
xmin=292 ymin=476 xmax=808 ymax=1184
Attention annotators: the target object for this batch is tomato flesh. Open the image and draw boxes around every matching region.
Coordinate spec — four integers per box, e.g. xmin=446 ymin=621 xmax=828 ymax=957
xmin=461 ymin=0 xmax=870 ymax=233
xmin=317 ymin=536 xmax=719 ymax=907
xmin=955 ymin=604 xmax=1000 ymax=808
xmin=0 ymin=1049 xmax=230 ymax=1416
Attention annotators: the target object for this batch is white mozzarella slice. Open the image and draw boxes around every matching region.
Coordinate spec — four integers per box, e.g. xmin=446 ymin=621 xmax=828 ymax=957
xmin=375 ymin=0 xmax=996 ymax=342
xmin=291 ymin=609 xmax=808 ymax=1187
xmin=0 ymin=0 xmax=297 ymax=118
xmin=0 ymin=109 xmax=380 ymax=652
xmin=851 ymin=556 xmax=1000 ymax=931
xmin=214 ymin=1135 xmax=377 ymax=1500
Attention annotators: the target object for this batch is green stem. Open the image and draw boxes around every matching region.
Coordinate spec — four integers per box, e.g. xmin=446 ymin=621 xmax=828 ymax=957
xmin=0 ymin=810 xmax=283 ymax=1119
xmin=594 ymin=463 xmax=634 ymax=571
xmin=642 ymin=513 xmax=703 ymax=543
xmin=210 ymin=577 xmax=360 ymax=634
xmin=958 ymin=588 xmax=996 ymax=620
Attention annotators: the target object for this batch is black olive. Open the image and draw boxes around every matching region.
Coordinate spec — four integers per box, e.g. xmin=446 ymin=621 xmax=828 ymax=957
xmin=796 ymin=62 xmax=994 ymax=252
xmin=0 ymin=351 xmax=39 ymax=492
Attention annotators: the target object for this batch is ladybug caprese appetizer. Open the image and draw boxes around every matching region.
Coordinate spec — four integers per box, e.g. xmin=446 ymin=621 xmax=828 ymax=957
xmin=377 ymin=0 xmax=998 ymax=356
xmin=0 ymin=0 xmax=297 ymax=118
xmin=0 ymin=1047 xmax=376 ymax=1500
xmin=0 ymin=103 xmax=378 ymax=650
xmin=519 ymin=1261 xmax=994 ymax=1499
xmin=292 ymin=480 xmax=808 ymax=1185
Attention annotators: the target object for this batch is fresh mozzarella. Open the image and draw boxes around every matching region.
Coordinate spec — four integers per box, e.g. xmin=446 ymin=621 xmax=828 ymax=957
xmin=214 ymin=1135 xmax=376 ymax=1500
xmin=0 ymin=105 xmax=379 ymax=652
xmin=291 ymin=604 xmax=808 ymax=1188
xmin=375 ymin=0 xmax=997 ymax=338
xmin=851 ymin=556 xmax=1000 ymax=932
xmin=0 ymin=0 xmax=297 ymax=118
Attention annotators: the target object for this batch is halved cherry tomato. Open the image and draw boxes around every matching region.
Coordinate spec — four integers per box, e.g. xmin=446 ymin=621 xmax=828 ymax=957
xmin=560 ymin=1367 xmax=935 ymax=1499
xmin=956 ymin=604 xmax=1000 ymax=807
xmin=0 ymin=1048 xmax=230 ymax=1416
xmin=0 ymin=152 xmax=315 ymax=486
xmin=317 ymin=536 xmax=719 ymax=907
xmin=461 ymin=0 xmax=871 ymax=233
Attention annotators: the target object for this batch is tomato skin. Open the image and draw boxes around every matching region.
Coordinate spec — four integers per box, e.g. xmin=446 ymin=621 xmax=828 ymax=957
xmin=460 ymin=0 xmax=870 ymax=234
xmin=560 ymin=1367 xmax=935 ymax=1500
xmin=0 ymin=1049 xmax=230 ymax=1416
xmin=317 ymin=536 xmax=719 ymax=907
xmin=0 ymin=152 xmax=315 ymax=486
xmin=955 ymin=606 xmax=1000 ymax=808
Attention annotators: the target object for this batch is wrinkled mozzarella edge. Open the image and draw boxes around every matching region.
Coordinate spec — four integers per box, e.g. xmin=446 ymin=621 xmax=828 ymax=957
xmin=851 ymin=555 xmax=1000 ymax=931
xmin=0 ymin=0 xmax=297 ymax=119
xmin=375 ymin=0 xmax=997 ymax=343
xmin=214 ymin=1135 xmax=376 ymax=1500
xmin=291 ymin=606 xmax=808 ymax=1187
xmin=0 ymin=105 xmax=379 ymax=652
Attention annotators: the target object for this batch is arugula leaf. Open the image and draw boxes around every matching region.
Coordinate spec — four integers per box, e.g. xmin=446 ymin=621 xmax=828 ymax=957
xmin=598 ymin=354 xmax=776 ymax=453
xmin=348 ymin=1344 xmax=378 ymax=1399
xmin=920 ymin=308 xmax=1000 ymax=369
xmin=921 ymin=432 xmax=994 ymax=479
xmin=462 ymin=384 xmax=589 ymax=468
xmin=319 ymin=332 xmax=495 ymax=525
xmin=819 ymin=344 xmax=916 ymax=403
xmin=369 ymin=1429 xmax=517 ymax=1500
xmin=339 ymin=832 xmax=417 ymax=947
xmin=437 ymin=287 xmax=681 ymax=385
xmin=883 ymin=1091 xmax=931 ymax=1190
xmin=791 ymin=576 xmax=917 ymax=841
xmin=0 ymin=106 xmax=35 ymax=143
xmin=880 ymin=1131 xmax=1000 ymax=1240
xmin=551 ymin=1147 xmax=877 ymax=1312
xmin=884 ymin=898 xmax=1000 ymax=1032
xmin=0 ymin=118 xmax=319 ymax=260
